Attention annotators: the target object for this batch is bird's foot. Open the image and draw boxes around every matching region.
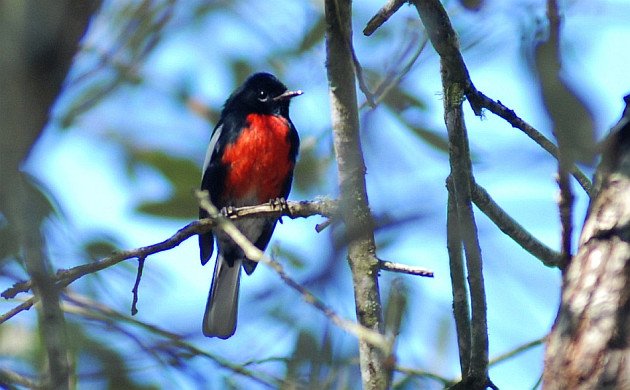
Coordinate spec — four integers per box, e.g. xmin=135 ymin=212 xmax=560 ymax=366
xmin=270 ymin=197 xmax=290 ymax=222
xmin=221 ymin=206 xmax=237 ymax=218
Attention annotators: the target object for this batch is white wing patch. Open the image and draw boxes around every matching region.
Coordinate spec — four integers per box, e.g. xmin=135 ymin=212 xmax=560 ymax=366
xmin=202 ymin=123 xmax=223 ymax=177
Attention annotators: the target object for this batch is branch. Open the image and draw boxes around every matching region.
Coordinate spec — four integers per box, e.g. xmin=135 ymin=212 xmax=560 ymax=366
xmin=411 ymin=0 xmax=489 ymax=384
xmin=447 ymin=192 xmax=472 ymax=377
xmin=196 ymin=191 xmax=389 ymax=352
xmin=489 ymin=336 xmax=546 ymax=367
xmin=471 ymin=182 xmax=562 ymax=267
xmin=363 ymin=0 xmax=407 ymax=36
xmin=324 ymin=0 xmax=388 ymax=388
xmin=441 ymin=83 xmax=489 ymax=387
xmin=379 ymin=260 xmax=434 ymax=277
xmin=62 ymin=292 xmax=285 ymax=388
xmin=369 ymin=0 xmax=592 ymax=198
xmin=469 ymin=91 xmax=592 ymax=194
xmin=1 ymin=200 xmax=335 ymax=322
xmin=541 ymin=0 xmax=574 ymax=268
xmin=0 ymin=367 xmax=42 ymax=389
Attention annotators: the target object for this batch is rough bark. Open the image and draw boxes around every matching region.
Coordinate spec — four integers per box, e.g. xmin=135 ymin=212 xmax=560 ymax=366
xmin=543 ymin=96 xmax=630 ymax=389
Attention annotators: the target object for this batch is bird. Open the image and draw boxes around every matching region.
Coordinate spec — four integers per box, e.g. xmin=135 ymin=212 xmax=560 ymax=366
xmin=199 ymin=72 xmax=301 ymax=339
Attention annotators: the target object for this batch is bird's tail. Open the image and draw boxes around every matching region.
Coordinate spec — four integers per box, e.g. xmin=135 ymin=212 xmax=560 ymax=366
xmin=202 ymin=254 xmax=242 ymax=339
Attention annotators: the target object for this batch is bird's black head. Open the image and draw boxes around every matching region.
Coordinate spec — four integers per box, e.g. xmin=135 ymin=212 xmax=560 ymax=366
xmin=223 ymin=72 xmax=302 ymax=117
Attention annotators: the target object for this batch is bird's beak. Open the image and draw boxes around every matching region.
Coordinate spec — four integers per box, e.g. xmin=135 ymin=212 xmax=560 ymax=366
xmin=274 ymin=90 xmax=303 ymax=101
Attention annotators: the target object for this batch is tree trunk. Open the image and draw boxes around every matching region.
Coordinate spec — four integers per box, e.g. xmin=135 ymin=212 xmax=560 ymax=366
xmin=543 ymin=96 xmax=630 ymax=389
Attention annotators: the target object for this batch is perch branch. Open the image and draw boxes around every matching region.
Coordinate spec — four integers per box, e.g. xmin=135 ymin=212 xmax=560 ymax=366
xmin=1 ymin=199 xmax=336 ymax=323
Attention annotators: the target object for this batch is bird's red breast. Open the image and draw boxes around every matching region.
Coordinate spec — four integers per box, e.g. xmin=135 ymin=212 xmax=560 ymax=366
xmin=220 ymin=113 xmax=294 ymax=203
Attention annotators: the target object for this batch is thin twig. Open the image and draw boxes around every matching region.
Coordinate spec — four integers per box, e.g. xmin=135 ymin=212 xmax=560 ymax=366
xmin=545 ymin=0 xmax=573 ymax=269
xmin=363 ymin=0 xmax=408 ymax=36
xmin=1 ymin=200 xmax=336 ymax=324
xmin=379 ymin=260 xmax=433 ymax=277
xmin=352 ymin=49 xmax=376 ymax=108
xmin=130 ymin=256 xmax=145 ymax=315
xmin=62 ymin=292 xmax=285 ymax=388
xmin=468 ymin=91 xmax=592 ymax=195
xmin=471 ymin=182 xmax=562 ymax=267
xmin=371 ymin=34 xmax=428 ymax=107
xmin=489 ymin=336 xmax=546 ymax=367
xmin=0 ymin=367 xmax=42 ymax=389
xmin=394 ymin=365 xmax=454 ymax=386
xmin=383 ymin=279 xmax=407 ymax=387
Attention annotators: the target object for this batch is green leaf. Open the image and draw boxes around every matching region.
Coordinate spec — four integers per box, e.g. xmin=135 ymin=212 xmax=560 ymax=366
xmin=293 ymin=137 xmax=331 ymax=193
xmin=298 ymin=16 xmax=326 ymax=53
xmin=382 ymin=86 xmax=427 ymax=112
xmin=83 ymin=239 xmax=121 ymax=261
xmin=408 ymin=125 xmax=449 ymax=153
xmin=136 ymin=191 xmax=196 ymax=220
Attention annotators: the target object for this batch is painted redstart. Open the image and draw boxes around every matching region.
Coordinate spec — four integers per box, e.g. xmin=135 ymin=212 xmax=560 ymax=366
xmin=199 ymin=72 xmax=301 ymax=338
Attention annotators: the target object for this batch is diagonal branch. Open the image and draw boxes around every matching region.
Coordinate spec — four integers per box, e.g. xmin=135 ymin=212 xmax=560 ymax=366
xmin=364 ymin=0 xmax=592 ymax=196
xmin=196 ymin=191 xmax=389 ymax=351
xmin=471 ymin=182 xmax=562 ymax=267
xmin=469 ymin=91 xmax=592 ymax=194
xmin=1 ymin=200 xmax=336 ymax=323
xmin=62 ymin=292 xmax=285 ymax=388
xmin=363 ymin=0 xmax=407 ymax=36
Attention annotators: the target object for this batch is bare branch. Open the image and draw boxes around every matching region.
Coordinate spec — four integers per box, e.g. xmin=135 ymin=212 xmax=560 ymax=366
xmin=223 ymin=198 xmax=337 ymax=220
xmin=471 ymin=182 xmax=562 ymax=267
xmin=411 ymin=0 xmax=489 ymax=384
xmin=489 ymin=336 xmax=546 ymax=367
xmin=0 ymin=299 xmax=36 ymax=324
xmin=363 ymin=0 xmax=408 ymax=36
xmin=130 ymin=256 xmax=146 ymax=315
xmin=469 ymin=91 xmax=592 ymax=194
xmin=0 ymin=367 xmax=42 ymax=389
xmin=542 ymin=0 xmax=574 ymax=269
xmin=1 ymin=199 xmax=335 ymax=324
xmin=379 ymin=260 xmax=434 ymax=277
xmin=62 ymin=292 xmax=285 ymax=388
xmin=1 ymin=200 xmax=335 ymax=301
xmin=442 ymin=90 xmax=488 ymax=383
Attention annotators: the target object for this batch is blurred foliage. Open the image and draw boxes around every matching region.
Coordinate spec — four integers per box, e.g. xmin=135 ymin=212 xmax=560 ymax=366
xmin=132 ymin=151 xmax=199 ymax=219
xmin=2 ymin=0 xmax=625 ymax=388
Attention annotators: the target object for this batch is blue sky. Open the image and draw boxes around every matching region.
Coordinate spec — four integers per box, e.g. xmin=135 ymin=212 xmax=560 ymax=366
xmin=6 ymin=0 xmax=630 ymax=388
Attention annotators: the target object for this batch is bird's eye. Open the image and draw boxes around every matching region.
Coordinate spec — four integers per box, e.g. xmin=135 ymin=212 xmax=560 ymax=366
xmin=257 ymin=90 xmax=269 ymax=102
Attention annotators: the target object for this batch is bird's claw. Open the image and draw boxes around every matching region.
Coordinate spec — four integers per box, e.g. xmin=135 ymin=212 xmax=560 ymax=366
xmin=270 ymin=197 xmax=290 ymax=223
xmin=221 ymin=206 xmax=236 ymax=218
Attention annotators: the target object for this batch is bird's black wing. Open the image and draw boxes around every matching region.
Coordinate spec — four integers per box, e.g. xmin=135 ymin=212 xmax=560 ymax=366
xmin=199 ymin=120 xmax=226 ymax=265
